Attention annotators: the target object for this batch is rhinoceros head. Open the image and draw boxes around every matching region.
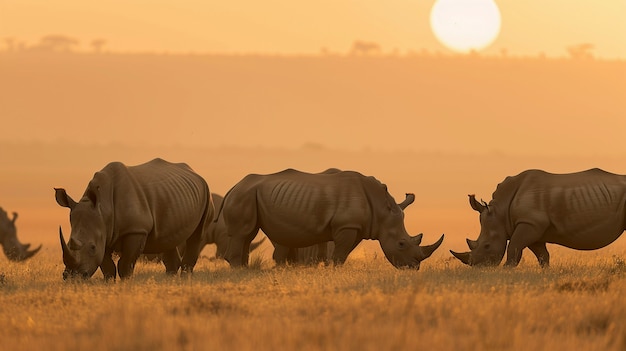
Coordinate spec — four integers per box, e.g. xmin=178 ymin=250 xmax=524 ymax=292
xmin=377 ymin=193 xmax=445 ymax=269
xmin=450 ymin=194 xmax=508 ymax=266
xmin=0 ymin=208 xmax=42 ymax=261
xmin=56 ymin=186 xmax=108 ymax=279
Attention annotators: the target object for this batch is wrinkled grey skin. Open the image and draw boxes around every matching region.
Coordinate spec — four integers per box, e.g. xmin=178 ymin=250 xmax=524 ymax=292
xmin=56 ymin=158 xmax=214 ymax=280
xmin=142 ymin=193 xmax=265 ymax=263
xmin=272 ymin=193 xmax=415 ymax=265
xmin=451 ymin=168 xmax=626 ymax=268
xmin=0 ymin=207 xmax=41 ymax=261
xmin=221 ymin=168 xmax=444 ymax=269
xmin=270 ymin=168 xmax=340 ymax=266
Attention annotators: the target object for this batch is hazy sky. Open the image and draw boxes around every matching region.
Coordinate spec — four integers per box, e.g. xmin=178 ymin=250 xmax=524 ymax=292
xmin=1 ymin=0 xmax=625 ymax=58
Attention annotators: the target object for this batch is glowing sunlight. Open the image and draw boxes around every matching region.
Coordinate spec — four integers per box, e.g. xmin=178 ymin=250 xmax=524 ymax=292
xmin=430 ymin=0 xmax=502 ymax=53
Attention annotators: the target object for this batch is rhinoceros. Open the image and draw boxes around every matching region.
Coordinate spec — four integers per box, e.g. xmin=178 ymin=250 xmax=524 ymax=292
xmin=55 ymin=158 xmax=214 ymax=280
xmin=0 ymin=208 xmax=41 ymax=261
xmin=272 ymin=193 xmax=416 ymax=265
xmin=142 ymin=193 xmax=266 ymax=263
xmin=221 ymin=169 xmax=444 ymax=269
xmin=451 ymin=168 xmax=626 ymax=268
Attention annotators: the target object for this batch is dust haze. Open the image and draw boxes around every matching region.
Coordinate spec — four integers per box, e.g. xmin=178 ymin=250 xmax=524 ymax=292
xmin=1 ymin=50 xmax=626 ymax=258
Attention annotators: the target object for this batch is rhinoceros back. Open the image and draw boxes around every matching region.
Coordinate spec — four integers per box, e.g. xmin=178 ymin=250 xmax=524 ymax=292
xmin=504 ymin=169 xmax=626 ymax=249
xmin=115 ymin=158 xmax=210 ymax=252
xmin=254 ymin=170 xmax=371 ymax=245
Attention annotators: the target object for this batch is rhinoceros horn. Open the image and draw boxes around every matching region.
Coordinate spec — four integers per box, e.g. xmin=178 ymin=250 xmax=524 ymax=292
xmin=59 ymin=227 xmax=77 ymax=266
xmin=4 ymin=242 xmax=42 ymax=261
xmin=398 ymin=193 xmax=415 ymax=210
xmin=450 ymin=250 xmax=471 ymax=265
xmin=19 ymin=244 xmax=42 ymax=261
xmin=411 ymin=233 xmax=424 ymax=245
xmin=421 ymin=234 xmax=445 ymax=259
xmin=466 ymin=238 xmax=479 ymax=250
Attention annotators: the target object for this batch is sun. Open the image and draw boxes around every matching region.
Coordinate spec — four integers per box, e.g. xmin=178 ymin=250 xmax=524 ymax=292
xmin=430 ymin=0 xmax=501 ymax=53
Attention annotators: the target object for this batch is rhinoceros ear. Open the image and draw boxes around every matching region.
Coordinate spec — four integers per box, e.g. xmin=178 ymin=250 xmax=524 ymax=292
xmin=469 ymin=194 xmax=487 ymax=213
xmin=55 ymin=188 xmax=77 ymax=210
xmin=397 ymin=193 xmax=415 ymax=210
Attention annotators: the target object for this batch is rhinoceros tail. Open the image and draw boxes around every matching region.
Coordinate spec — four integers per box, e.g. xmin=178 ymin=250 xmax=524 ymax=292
xmin=249 ymin=236 xmax=267 ymax=253
xmin=214 ymin=186 xmax=235 ymax=223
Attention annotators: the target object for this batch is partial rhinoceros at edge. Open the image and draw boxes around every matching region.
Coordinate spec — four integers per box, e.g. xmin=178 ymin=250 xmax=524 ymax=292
xmin=0 ymin=208 xmax=41 ymax=261
xmin=451 ymin=168 xmax=626 ymax=268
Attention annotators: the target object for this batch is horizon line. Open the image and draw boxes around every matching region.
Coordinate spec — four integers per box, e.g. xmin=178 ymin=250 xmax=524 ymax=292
xmin=2 ymin=36 xmax=624 ymax=61
xmin=2 ymin=48 xmax=625 ymax=62
xmin=2 ymin=139 xmax=626 ymax=159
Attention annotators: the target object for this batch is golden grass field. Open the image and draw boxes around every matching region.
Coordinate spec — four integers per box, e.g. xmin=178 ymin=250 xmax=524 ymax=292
xmin=1 ymin=243 xmax=625 ymax=351
xmin=2 ymin=143 xmax=626 ymax=351
xmin=2 ymin=143 xmax=626 ymax=350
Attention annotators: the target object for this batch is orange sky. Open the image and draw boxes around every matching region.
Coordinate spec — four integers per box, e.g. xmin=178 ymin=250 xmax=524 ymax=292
xmin=1 ymin=0 xmax=625 ymax=262
xmin=1 ymin=0 xmax=625 ymax=58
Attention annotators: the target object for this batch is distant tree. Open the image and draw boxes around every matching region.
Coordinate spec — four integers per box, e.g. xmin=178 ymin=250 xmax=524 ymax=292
xmin=3 ymin=37 xmax=26 ymax=52
xmin=349 ymin=40 xmax=382 ymax=56
xmin=36 ymin=35 xmax=79 ymax=52
xmin=301 ymin=142 xmax=327 ymax=151
xmin=91 ymin=39 xmax=107 ymax=53
xmin=3 ymin=37 xmax=16 ymax=52
xmin=567 ymin=43 xmax=594 ymax=60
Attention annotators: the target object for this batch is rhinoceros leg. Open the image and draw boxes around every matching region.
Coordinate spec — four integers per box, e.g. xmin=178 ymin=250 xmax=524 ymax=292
xmin=181 ymin=229 xmax=205 ymax=275
xmin=505 ymin=222 xmax=547 ymax=267
xmin=162 ymin=249 xmax=182 ymax=275
xmin=100 ymin=252 xmax=117 ymax=281
xmin=241 ymin=231 xmax=260 ymax=267
xmin=528 ymin=242 xmax=550 ymax=268
xmin=331 ymin=228 xmax=360 ymax=265
xmin=286 ymin=247 xmax=298 ymax=264
xmin=272 ymin=245 xmax=294 ymax=265
xmin=317 ymin=242 xmax=329 ymax=264
xmin=118 ymin=234 xmax=147 ymax=279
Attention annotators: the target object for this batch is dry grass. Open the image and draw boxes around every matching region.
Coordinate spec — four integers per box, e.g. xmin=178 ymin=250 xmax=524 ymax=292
xmin=1 ymin=249 xmax=626 ymax=351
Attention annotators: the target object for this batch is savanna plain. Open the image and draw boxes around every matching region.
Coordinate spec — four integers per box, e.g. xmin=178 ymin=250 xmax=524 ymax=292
xmin=2 ymin=246 xmax=626 ymax=351
xmin=1 ymin=51 xmax=626 ymax=350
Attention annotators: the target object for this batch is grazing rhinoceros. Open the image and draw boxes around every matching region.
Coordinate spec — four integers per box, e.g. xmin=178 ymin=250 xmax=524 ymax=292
xmin=272 ymin=193 xmax=416 ymax=265
xmin=142 ymin=193 xmax=266 ymax=263
xmin=55 ymin=158 xmax=214 ymax=280
xmin=0 ymin=208 xmax=41 ymax=261
xmin=221 ymin=169 xmax=444 ymax=269
xmin=451 ymin=168 xmax=626 ymax=268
